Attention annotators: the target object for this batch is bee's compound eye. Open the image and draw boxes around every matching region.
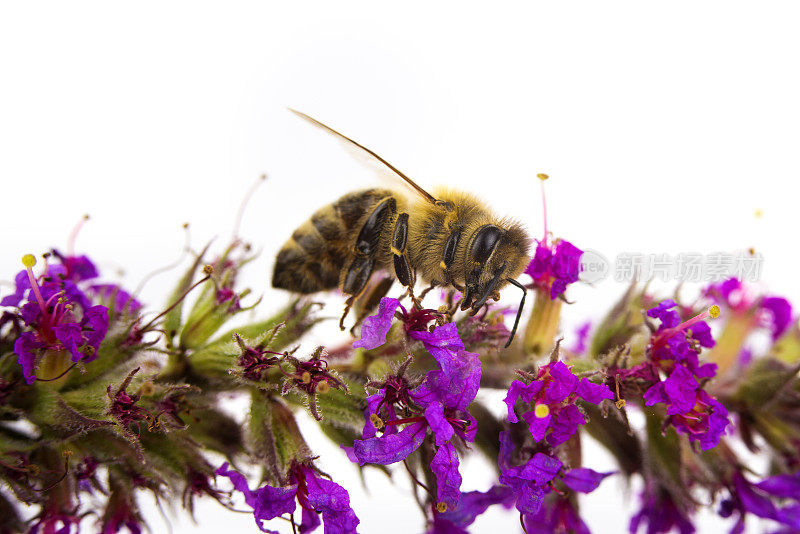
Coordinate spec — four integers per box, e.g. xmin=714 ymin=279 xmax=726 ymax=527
xmin=468 ymin=225 xmax=503 ymax=265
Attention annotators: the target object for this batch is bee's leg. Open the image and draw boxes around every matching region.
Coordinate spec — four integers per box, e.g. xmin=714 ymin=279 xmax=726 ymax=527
xmin=417 ymin=282 xmax=438 ymax=302
xmin=340 ymin=256 xmax=375 ymax=330
xmin=339 ymin=197 xmax=397 ymax=331
xmin=350 ymin=276 xmax=395 ymax=335
xmin=391 ymin=213 xmax=414 ymax=287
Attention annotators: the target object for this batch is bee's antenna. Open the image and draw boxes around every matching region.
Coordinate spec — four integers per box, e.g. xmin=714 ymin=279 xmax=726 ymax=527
xmin=504 ymin=278 xmax=527 ymax=348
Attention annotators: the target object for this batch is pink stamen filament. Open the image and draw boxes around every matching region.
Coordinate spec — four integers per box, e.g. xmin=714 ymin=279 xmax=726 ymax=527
xmin=384 ymin=416 xmax=425 ymax=426
xmin=654 ymin=310 xmax=711 ymax=346
xmin=540 ymin=178 xmax=549 ymax=243
xmin=67 ymin=214 xmax=89 ymax=256
xmin=24 ymin=266 xmax=49 ymax=322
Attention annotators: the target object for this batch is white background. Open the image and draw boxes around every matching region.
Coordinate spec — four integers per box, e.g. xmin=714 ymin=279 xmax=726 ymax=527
xmin=2 ymin=2 xmax=799 ymax=533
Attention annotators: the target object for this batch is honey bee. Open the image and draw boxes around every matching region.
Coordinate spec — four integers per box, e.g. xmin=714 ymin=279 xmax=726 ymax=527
xmin=272 ymin=111 xmax=531 ymax=346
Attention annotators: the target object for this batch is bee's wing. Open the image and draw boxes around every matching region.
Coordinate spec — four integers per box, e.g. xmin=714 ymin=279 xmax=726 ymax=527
xmin=289 ymin=109 xmax=441 ymax=206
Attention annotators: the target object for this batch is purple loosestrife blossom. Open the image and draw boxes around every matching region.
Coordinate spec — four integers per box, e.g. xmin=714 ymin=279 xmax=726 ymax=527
xmin=503 ymin=361 xmax=613 ymax=446
xmin=525 ymin=239 xmax=583 ymax=300
xmin=425 ymin=486 xmax=514 ymax=533
xmin=642 ymin=366 xmax=729 ymax=450
xmin=7 ymin=255 xmax=109 ymax=383
xmin=522 ymin=495 xmax=590 ymax=534
xmin=646 ymin=300 xmax=717 ymax=378
xmin=498 ymin=431 xmax=613 ymax=520
xmin=350 ymin=299 xmax=481 ymax=509
xmin=630 ymin=485 xmax=695 ymax=534
xmin=89 ymin=284 xmax=142 ymax=315
xmin=216 ymin=462 xmax=359 ymax=534
xmin=705 ymin=278 xmax=793 ymax=341
xmin=643 ymin=301 xmax=730 ymax=449
xmin=719 ymin=471 xmax=800 ymax=533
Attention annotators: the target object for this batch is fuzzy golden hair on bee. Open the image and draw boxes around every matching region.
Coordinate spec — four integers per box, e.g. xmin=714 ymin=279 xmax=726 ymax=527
xmin=272 ymin=110 xmax=533 ymax=347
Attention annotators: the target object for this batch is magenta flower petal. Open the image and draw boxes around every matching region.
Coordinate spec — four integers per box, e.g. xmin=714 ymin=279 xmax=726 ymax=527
xmin=431 ymin=485 xmax=514 ymax=532
xmin=547 ymin=404 xmax=586 ymax=447
xmin=575 ymin=378 xmax=613 ymax=405
xmin=561 ymin=468 xmax=614 ymax=493
xmin=352 ymin=421 xmax=427 ymax=465
xmin=304 ymin=471 xmax=360 ymax=534
xmin=504 ymin=380 xmax=544 ymax=423
xmin=424 ymin=402 xmax=455 ymax=446
xmin=353 ymin=297 xmax=402 ymax=349
xmin=754 ymin=472 xmax=800 ymax=498
xmin=542 ymin=361 xmax=578 ymax=404
xmin=431 ymin=442 xmax=462 ymax=509
xmin=522 ymin=410 xmax=551 ymax=442
xmin=215 ymin=463 xmax=297 ymax=531
xmin=662 ymin=365 xmax=699 ymax=416
xmin=761 ymin=296 xmax=793 ymax=341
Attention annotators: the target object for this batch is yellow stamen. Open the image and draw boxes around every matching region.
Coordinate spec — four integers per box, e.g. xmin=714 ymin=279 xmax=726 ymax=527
xmin=21 ymin=254 xmax=36 ymax=268
xmin=534 ymin=404 xmax=550 ymax=418
xmin=537 ymin=173 xmax=549 ymax=181
xmin=202 ymin=264 xmax=214 ymax=275
xmin=316 ymin=380 xmax=330 ymax=394
xmin=301 ymin=371 xmax=312 ymax=384
xmin=708 ymin=305 xmax=721 ymax=319
xmin=615 ymin=399 xmax=626 ymax=409
xmin=436 ymin=502 xmax=447 ymax=513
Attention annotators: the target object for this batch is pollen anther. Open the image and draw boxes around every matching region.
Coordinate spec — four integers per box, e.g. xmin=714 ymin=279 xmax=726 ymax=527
xmin=708 ymin=305 xmax=721 ymax=319
xmin=370 ymin=413 xmax=384 ymax=429
xmin=316 ymin=380 xmax=330 ymax=394
xmin=534 ymin=403 xmax=550 ymax=418
xmin=22 ymin=254 xmax=36 ymax=268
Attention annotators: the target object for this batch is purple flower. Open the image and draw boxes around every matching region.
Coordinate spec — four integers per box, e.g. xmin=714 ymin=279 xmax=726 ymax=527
xmin=56 ymin=305 xmax=109 ymax=363
xmin=647 ymin=300 xmax=717 ymax=378
xmin=504 ymin=361 xmax=613 ymax=446
xmin=89 ymin=284 xmax=142 ymax=314
xmin=13 ymin=304 xmax=109 ymax=383
xmin=351 ymin=321 xmax=481 ymax=509
xmin=644 ymin=367 xmax=729 ymax=450
xmin=570 ymin=321 xmax=592 ymax=354
xmin=216 ymin=462 xmax=359 ymax=534
xmin=630 ymin=485 xmax=695 ymax=534
xmin=497 ymin=430 xmax=561 ymax=516
xmin=426 ymin=486 xmax=514 ymax=533
xmin=719 ymin=471 xmax=800 ymax=532
xmin=761 ymin=296 xmax=793 ymax=341
xmin=561 ymin=467 xmax=615 ymax=494
xmin=643 ymin=364 xmax=698 ymax=416
xmin=522 ymin=495 xmax=591 ymax=534
xmin=524 ymin=239 xmax=583 ymax=300
xmin=353 ymin=297 xmax=402 ymax=349
xmin=497 ymin=431 xmax=612 ymax=520
xmin=705 ymin=278 xmax=794 ymax=341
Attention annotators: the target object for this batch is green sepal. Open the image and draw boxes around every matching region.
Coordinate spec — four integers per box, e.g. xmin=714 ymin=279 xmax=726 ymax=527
xmin=189 ymin=300 xmax=319 ymax=381
xmin=283 ymin=375 xmax=366 ymax=431
xmin=590 ymin=283 xmax=647 ymax=358
xmin=248 ymin=393 xmax=310 ymax=483
xmin=29 ymin=388 xmax=114 ymax=440
xmin=164 ymin=243 xmax=212 ymax=349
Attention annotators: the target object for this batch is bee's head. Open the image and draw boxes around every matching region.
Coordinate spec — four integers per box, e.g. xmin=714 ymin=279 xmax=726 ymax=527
xmin=460 ymin=223 xmax=530 ymax=314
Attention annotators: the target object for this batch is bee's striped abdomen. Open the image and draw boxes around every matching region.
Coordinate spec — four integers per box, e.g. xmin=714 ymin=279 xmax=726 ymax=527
xmin=271 ymin=188 xmax=393 ymax=294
